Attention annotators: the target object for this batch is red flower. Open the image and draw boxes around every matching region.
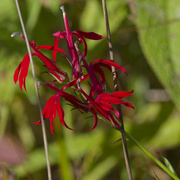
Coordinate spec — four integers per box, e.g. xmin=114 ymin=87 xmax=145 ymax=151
xmin=34 ymin=94 xmax=72 ymax=134
xmin=12 ymin=32 xmax=66 ymax=91
xmin=35 ymin=82 xmax=89 ymax=134
xmin=78 ymin=85 xmax=134 ymax=129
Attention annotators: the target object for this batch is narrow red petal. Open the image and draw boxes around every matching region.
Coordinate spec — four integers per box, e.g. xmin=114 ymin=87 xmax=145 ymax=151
xmin=61 ymin=74 xmax=89 ymax=91
xmin=53 ymin=31 xmax=66 ymax=38
xmin=37 ymin=45 xmax=65 ymax=54
xmin=75 ymin=30 xmax=104 ymax=40
xmin=112 ymin=90 xmax=134 ymax=98
xmin=13 ymin=63 xmax=21 ymax=84
xmin=33 ymin=120 xmax=41 ymax=125
xmin=90 ymin=59 xmax=127 ymax=74
xmin=113 ymin=110 xmax=120 ymax=119
xmin=96 ymin=93 xmax=110 ymax=99
xmin=56 ymin=97 xmax=73 ymax=130
xmin=42 ymin=96 xmax=56 ymax=120
xmin=120 ymin=100 xmax=134 ymax=109
xmin=41 ymin=95 xmax=58 ymax=134
xmin=91 ymin=101 xmax=110 ymax=121
xmin=50 ymin=121 xmax=54 ymax=134
xmin=18 ymin=54 xmax=30 ymax=91
xmin=93 ymin=66 xmax=105 ymax=86
xmin=97 ymin=96 xmax=122 ymax=104
xmin=95 ymin=99 xmax=113 ymax=111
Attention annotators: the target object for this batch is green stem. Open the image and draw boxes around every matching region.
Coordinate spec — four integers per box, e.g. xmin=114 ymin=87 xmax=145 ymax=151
xmin=125 ymin=131 xmax=180 ymax=180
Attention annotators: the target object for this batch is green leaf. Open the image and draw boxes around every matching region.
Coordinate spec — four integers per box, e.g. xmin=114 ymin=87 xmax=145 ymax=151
xmin=134 ymin=0 xmax=180 ymax=109
xmin=158 ymin=152 xmax=177 ymax=176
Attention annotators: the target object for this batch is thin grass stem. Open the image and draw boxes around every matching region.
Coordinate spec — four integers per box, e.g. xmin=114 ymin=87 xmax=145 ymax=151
xmin=125 ymin=131 xmax=180 ymax=180
xmin=101 ymin=0 xmax=133 ymax=179
xmin=13 ymin=1 xmax=52 ymax=179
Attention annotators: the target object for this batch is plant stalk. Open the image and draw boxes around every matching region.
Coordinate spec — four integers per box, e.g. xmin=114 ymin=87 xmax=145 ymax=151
xmin=14 ymin=1 xmax=52 ymax=179
xmin=102 ymin=0 xmax=133 ymax=179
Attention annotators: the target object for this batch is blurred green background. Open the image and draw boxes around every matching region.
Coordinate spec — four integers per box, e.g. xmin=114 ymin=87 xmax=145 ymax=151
xmin=0 ymin=0 xmax=180 ymax=179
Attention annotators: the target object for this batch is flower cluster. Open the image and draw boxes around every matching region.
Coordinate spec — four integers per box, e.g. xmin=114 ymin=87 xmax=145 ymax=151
xmin=13 ymin=6 xmax=134 ymax=134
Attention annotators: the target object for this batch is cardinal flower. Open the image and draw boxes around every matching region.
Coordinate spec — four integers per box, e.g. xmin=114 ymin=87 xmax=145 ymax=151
xmin=12 ymin=32 xmax=66 ymax=91
xmin=35 ymin=82 xmax=89 ymax=134
xmin=78 ymin=86 xmax=134 ymax=129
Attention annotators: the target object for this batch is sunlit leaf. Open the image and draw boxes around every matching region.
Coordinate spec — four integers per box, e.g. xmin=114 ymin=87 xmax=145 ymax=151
xmin=135 ymin=0 xmax=180 ymax=109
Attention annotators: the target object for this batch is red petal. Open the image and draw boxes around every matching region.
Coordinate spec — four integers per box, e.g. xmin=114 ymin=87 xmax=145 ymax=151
xmin=41 ymin=95 xmax=58 ymax=134
xmin=93 ymin=66 xmax=105 ymax=86
xmin=50 ymin=121 xmax=54 ymax=135
xmin=53 ymin=31 xmax=66 ymax=38
xmin=75 ymin=30 xmax=104 ymax=40
xmin=95 ymin=99 xmax=113 ymax=111
xmin=90 ymin=59 xmax=127 ymax=74
xmin=18 ymin=54 xmax=31 ymax=91
xmin=56 ymin=97 xmax=72 ymax=130
xmin=13 ymin=63 xmax=21 ymax=84
xmin=90 ymin=101 xmax=110 ymax=121
xmin=98 ymin=96 xmax=122 ymax=104
xmin=42 ymin=95 xmax=57 ymax=121
xmin=53 ymin=36 xmax=60 ymax=62
xmin=61 ymin=74 xmax=89 ymax=91
xmin=52 ymin=31 xmax=66 ymax=61
xmin=120 ymin=100 xmax=134 ymax=109
xmin=33 ymin=120 xmax=41 ymax=125
xmin=111 ymin=90 xmax=134 ymax=98
xmin=37 ymin=45 xmax=65 ymax=54
xmin=113 ymin=110 xmax=120 ymax=119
